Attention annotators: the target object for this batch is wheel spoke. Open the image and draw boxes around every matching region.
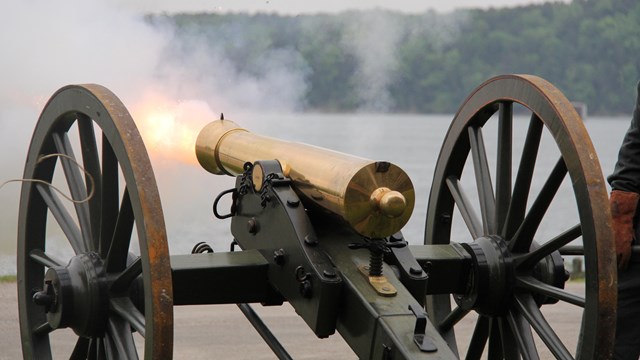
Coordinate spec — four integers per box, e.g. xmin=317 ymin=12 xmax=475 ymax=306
xmin=559 ymin=245 xmax=584 ymax=255
xmin=107 ymin=316 xmax=139 ymax=359
xmin=87 ymin=338 xmax=97 ymax=360
xmin=70 ymin=337 xmax=91 ymax=360
xmin=506 ymin=308 xmax=539 ymax=360
xmin=510 ymin=157 xmax=567 ymax=253
xmin=438 ymin=305 xmax=471 ymax=333
xmin=503 ymin=114 xmax=543 ymax=239
xmin=488 ymin=317 xmax=503 ymax=358
xmin=106 ymin=189 xmax=134 ymax=272
xmin=103 ymin=334 xmax=116 ymax=359
xmin=53 ymin=131 xmax=93 ymax=252
xmin=468 ymin=126 xmax=496 ymax=234
xmin=110 ymin=297 xmax=146 ymax=337
xmin=111 ymin=257 xmax=142 ymax=294
xmin=496 ymin=102 xmax=513 ymax=232
xmin=446 ymin=176 xmax=483 ymax=239
xmin=96 ymin=337 xmax=107 ymax=360
xmin=515 ymin=224 xmax=581 ymax=270
xmin=465 ymin=315 xmax=490 ymax=359
xmin=29 ymin=249 xmax=63 ymax=268
xmin=36 ymin=183 xmax=84 ymax=254
xmin=516 ymin=276 xmax=585 ymax=307
xmin=100 ymin=134 xmax=119 ymax=258
xmin=514 ymin=294 xmax=573 ymax=359
xmin=33 ymin=321 xmax=53 ymax=336
xmin=497 ymin=317 xmax=520 ymax=359
xmin=78 ymin=116 xmax=102 ymax=251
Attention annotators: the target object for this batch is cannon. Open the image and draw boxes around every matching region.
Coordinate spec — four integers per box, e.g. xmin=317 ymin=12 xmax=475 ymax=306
xmin=16 ymin=74 xmax=616 ymax=359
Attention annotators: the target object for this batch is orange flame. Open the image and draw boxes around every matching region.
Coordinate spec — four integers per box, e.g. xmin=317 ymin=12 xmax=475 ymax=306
xmin=131 ymin=93 xmax=214 ymax=165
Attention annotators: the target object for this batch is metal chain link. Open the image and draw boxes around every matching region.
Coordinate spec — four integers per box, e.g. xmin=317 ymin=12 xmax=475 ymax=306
xmin=213 ymin=162 xmax=254 ymax=219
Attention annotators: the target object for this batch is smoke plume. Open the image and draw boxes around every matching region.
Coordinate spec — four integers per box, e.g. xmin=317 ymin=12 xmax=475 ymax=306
xmin=0 ymin=0 xmax=309 ymax=273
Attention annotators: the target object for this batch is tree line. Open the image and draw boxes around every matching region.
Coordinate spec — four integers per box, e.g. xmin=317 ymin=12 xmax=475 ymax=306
xmin=150 ymin=0 xmax=640 ymax=115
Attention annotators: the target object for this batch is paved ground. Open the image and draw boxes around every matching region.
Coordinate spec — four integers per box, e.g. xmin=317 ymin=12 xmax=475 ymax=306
xmin=1 ymin=281 xmax=585 ymax=359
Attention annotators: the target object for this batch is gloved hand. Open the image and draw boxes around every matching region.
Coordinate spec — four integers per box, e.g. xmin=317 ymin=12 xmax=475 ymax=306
xmin=610 ymin=190 xmax=640 ymax=270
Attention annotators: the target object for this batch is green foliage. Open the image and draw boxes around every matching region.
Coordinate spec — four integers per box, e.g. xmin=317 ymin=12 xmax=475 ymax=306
xmin=153 ymin=0 xmax=640 ymax=114
xmin=0 ymin=274 xmax=16 ymax=283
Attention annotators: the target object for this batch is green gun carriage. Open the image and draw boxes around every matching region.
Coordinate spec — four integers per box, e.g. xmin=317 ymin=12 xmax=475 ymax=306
xmin=17 ymin=74 xmax=616 ymax=359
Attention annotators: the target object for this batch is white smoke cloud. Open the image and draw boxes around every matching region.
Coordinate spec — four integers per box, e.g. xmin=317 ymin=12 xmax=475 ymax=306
xmin=0 ymin=2 xmax=470 ymax=275
xmin=0 ymin=0 xmax=310 ymax=274
xmin=0 ymin=1 xmax=166 ymax=108
xmin=342 ymin=11 xmax=402 ymax=112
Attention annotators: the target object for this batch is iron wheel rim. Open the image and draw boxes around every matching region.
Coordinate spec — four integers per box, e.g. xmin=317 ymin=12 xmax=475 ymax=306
xmin=17 ymin=84 xmax=173 ymax=359
xmin=424 ymin=74 xmax=615 ymax=359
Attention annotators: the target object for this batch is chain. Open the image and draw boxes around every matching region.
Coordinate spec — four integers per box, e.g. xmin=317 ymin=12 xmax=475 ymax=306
xmin=260 ymin=173 xmax=277 ymax=208
xmin=213 ymin=162 xmax=254 ymax=219
xmin=237 ymin=162 xmax=254 ymax=196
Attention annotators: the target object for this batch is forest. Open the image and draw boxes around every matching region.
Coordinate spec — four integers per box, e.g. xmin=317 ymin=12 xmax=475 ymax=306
xmin=149 ymin=0 xmax=640 ymax=115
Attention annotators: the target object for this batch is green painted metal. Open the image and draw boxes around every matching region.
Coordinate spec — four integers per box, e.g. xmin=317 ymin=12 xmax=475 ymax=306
xmin=315 ymin=223 xmax=457 ymax=359
xmin=17 ymin=75 xmax=617 ymax=359
xmin=171 ymin=251 xmax=279 ymax=305
xmin=409 ymin=244 xmax=472 ymax=295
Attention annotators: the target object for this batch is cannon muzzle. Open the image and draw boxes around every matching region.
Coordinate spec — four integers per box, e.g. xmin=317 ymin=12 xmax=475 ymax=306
xmin=195 ymin=119 xmax=415 ymax=238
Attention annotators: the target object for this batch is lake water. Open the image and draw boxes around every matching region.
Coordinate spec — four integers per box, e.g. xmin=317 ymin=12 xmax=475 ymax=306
xmin=0 ymin=113 xmax=632 ymax=275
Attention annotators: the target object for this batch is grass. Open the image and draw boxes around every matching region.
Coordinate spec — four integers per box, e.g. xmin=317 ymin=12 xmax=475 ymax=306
xmin=0 ymin=274 xmax=16 ymax=283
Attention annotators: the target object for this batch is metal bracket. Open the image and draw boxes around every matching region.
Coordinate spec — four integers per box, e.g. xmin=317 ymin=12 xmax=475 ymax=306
xmin=384 ymin=232 xmax=428 ymax=305
xmin=357 ymin=265 xmax=397 ymax=297
xmin=230 ymin=159 xmax=343 ymax=338
xmin=408 ymin=303 xmax=437 ymax=353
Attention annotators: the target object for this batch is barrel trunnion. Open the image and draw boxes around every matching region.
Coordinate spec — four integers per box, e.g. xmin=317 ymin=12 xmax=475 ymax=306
xmin=16 ymin=74 xmax=616 ymax=359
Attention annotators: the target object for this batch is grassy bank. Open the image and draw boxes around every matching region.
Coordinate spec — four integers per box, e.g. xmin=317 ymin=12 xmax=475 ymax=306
xmin=0 ymin=275 xmax=16 ymax=283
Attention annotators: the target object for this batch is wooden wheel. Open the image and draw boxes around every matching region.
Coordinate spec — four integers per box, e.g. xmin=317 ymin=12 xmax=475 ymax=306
xmin=425 ymin=75 xmax=616 ymax=359
xmin=17 ymin=85 xmax=173 ymax=359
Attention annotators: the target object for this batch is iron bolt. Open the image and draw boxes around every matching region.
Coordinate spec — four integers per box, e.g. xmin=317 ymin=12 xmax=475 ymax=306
xmin=295 ymin=266 xmax=309 ymax=281
xmin=247 ymin=218 xmax=259 ymax=235
xmin=300 ymin=280 xmax=312 ymax=298
xmin=440 ymin=213 xmax=451 ymax=224
xmin=273 ymin=249 xmax=286 ymax=266
xmin=32 ymin=280 xmax=55 ymax=312
xmin=323 ymin=269 xmax=337 ymax=278
xmin=423 ymin=261 xmax=433 ymax=275
xmin=32 ymin=291 xmax=54 ymax=309
xmin=304 ymin=234 xmax=318 ymax=246
xmin=409 ymin=267 xmax=423 ymax=275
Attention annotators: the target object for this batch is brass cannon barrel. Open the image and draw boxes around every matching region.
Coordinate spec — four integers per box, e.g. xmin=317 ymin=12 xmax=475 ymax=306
xmin=195 ymin=119 xmax=415 ymax=238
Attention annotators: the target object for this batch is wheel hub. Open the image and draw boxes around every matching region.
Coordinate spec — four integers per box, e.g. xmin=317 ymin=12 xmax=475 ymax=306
xmin=456 ymin=236 xmax=514 ymax=316
xmin=32 ymin=252 xmax=109 ymax=337
xmin=529 ymin=243 xmax=569 ymax=305
xmin=455 ymin=236 xmax=570 ymax=316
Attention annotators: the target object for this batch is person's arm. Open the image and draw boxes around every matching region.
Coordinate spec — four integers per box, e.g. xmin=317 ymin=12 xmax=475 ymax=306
xmin=608 ymin=81 xmax=640 ymax=270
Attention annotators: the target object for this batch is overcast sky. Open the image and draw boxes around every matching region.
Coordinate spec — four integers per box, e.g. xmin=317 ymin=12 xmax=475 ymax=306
xmin=113 ymin=0 xmax=569 ymax=15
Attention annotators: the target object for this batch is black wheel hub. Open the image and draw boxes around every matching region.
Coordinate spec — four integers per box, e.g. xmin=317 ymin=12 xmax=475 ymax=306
xmin=32 ymin=252 xmax=109 ymax=337
xmin=456 ymin=236 xmax=514 ymax=316
xmin=456 ymin=236 xmax=568 ymax=316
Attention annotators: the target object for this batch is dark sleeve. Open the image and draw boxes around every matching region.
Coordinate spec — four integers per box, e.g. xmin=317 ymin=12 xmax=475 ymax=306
xmin=608 ymin=81 xmax=640 ymax=193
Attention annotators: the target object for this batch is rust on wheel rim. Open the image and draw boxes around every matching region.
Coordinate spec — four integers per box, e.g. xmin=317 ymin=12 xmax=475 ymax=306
xmin=18 ymin=84 xmax=173 ymax=359
xmin=425 ymin=74 xmax=615 ymax=359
